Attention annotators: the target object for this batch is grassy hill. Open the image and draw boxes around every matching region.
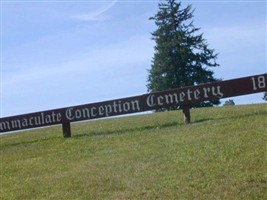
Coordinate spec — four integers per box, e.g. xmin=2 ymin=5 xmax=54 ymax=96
xmin=1 ymin=104 xmax=266 ymax=199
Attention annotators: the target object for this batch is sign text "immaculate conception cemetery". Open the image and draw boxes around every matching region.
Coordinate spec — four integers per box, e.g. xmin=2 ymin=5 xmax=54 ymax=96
xmin=0 ymin=74 xmax=266 ymax=134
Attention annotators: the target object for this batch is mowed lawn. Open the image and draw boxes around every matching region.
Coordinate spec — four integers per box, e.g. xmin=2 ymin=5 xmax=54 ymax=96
xmin=1 ymin=104 xmax=266 ymax=200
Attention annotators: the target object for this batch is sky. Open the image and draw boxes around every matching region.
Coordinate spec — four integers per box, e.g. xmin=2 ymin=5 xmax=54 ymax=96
xmin=0 ymin=0 xmax=266 ymax=117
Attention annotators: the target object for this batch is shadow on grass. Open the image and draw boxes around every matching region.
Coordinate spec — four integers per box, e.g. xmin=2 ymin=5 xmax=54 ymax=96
xmin=193 ymin=109 xmax=267 ymax=124
xmin=1 ymin=135 xmax=61 ymax=150
xmin=73 ymin=109 xmax=267 ymax=138
xmin=73 ymin=121 xmax=183 ymax=138
xmin=1 ymin=122 xmax=181 ymax=149
xmin=193 ymin=118 xmax=214 ymax=124
xmin=2 ymin=108 xmax=266 ymax=146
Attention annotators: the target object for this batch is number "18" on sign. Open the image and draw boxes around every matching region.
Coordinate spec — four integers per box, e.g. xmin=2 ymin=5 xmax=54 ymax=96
xmin=251 ymin=76 xmax=266 ymax=91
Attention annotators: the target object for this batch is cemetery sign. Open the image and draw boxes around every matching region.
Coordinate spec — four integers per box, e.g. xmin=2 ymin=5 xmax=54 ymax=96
xmin=0 ymin=73 xmax=266 ymax=137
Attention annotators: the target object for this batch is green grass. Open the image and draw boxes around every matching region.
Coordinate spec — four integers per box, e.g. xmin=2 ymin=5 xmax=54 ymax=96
xmin=1 ymin=104 xmax=267 ymax=200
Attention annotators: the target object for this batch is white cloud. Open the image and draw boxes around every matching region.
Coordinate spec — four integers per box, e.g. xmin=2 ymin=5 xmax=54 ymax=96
xmin=2 ymin=35 xmax=153 ymax=115
xmin=3 ymin=34 xmax=153 ymax=85
xmin=2 ymin=1 xmax=265 ymax=116
xmin=71 ymin=0 xmax=118 ymax=21
xmin=4 ymin=35 xmax=153 ymax=84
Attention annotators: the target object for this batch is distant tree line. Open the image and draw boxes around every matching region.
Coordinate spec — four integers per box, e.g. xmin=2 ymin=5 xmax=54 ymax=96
xmin=263 ymin=92 xmax=267 ymax=101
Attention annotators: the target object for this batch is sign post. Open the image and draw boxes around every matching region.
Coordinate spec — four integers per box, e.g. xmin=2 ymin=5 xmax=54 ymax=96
xmin=1 ymin=74 xmax=266 ymax=137
xmin=182 ymin=105 xmax=191 ymax=124
xmin=62 ymin=122 xmax=71 ymax=138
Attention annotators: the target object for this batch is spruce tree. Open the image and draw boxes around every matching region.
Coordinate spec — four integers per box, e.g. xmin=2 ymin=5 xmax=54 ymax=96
xmin=147 ymin=0 xmax=220 ymax=108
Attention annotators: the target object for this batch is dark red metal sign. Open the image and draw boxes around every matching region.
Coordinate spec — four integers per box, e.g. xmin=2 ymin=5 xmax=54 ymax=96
xmin=1 ymin=74 xmax=266 ymax=134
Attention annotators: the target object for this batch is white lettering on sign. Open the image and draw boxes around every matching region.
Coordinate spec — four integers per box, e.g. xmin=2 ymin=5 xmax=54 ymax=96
xmin=0 ymin=121 xmax=10 ymax=130
xmin=1 ymin=74 xmax=266 ymax=134
xmin=146 ymin=94 xmax=155 ymax=107
xmin=146 ymin=86 xmax=224 ymax=108
xmin=65 ymin=100 xmax=141 ymax=121
xmin=0 ymin=112 xmax=62 ymax=132
xmin=203 ymin=86 xmax=223 ymax=98
xmin=251 ymin=76 xmax=266 ymax=90
xmin=194 ymin=89 xmax=200 ymax=99
xmin=179 ymin=92 xmax=186 ymax=102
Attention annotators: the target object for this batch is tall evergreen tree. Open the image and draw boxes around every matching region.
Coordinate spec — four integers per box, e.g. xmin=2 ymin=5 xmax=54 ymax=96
xmin=147 ymin=0 xmax=220 ymax=108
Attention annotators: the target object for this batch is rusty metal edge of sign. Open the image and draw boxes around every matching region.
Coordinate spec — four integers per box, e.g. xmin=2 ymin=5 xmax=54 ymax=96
xmin=1 ymin=73 xmax=266 ymax=133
